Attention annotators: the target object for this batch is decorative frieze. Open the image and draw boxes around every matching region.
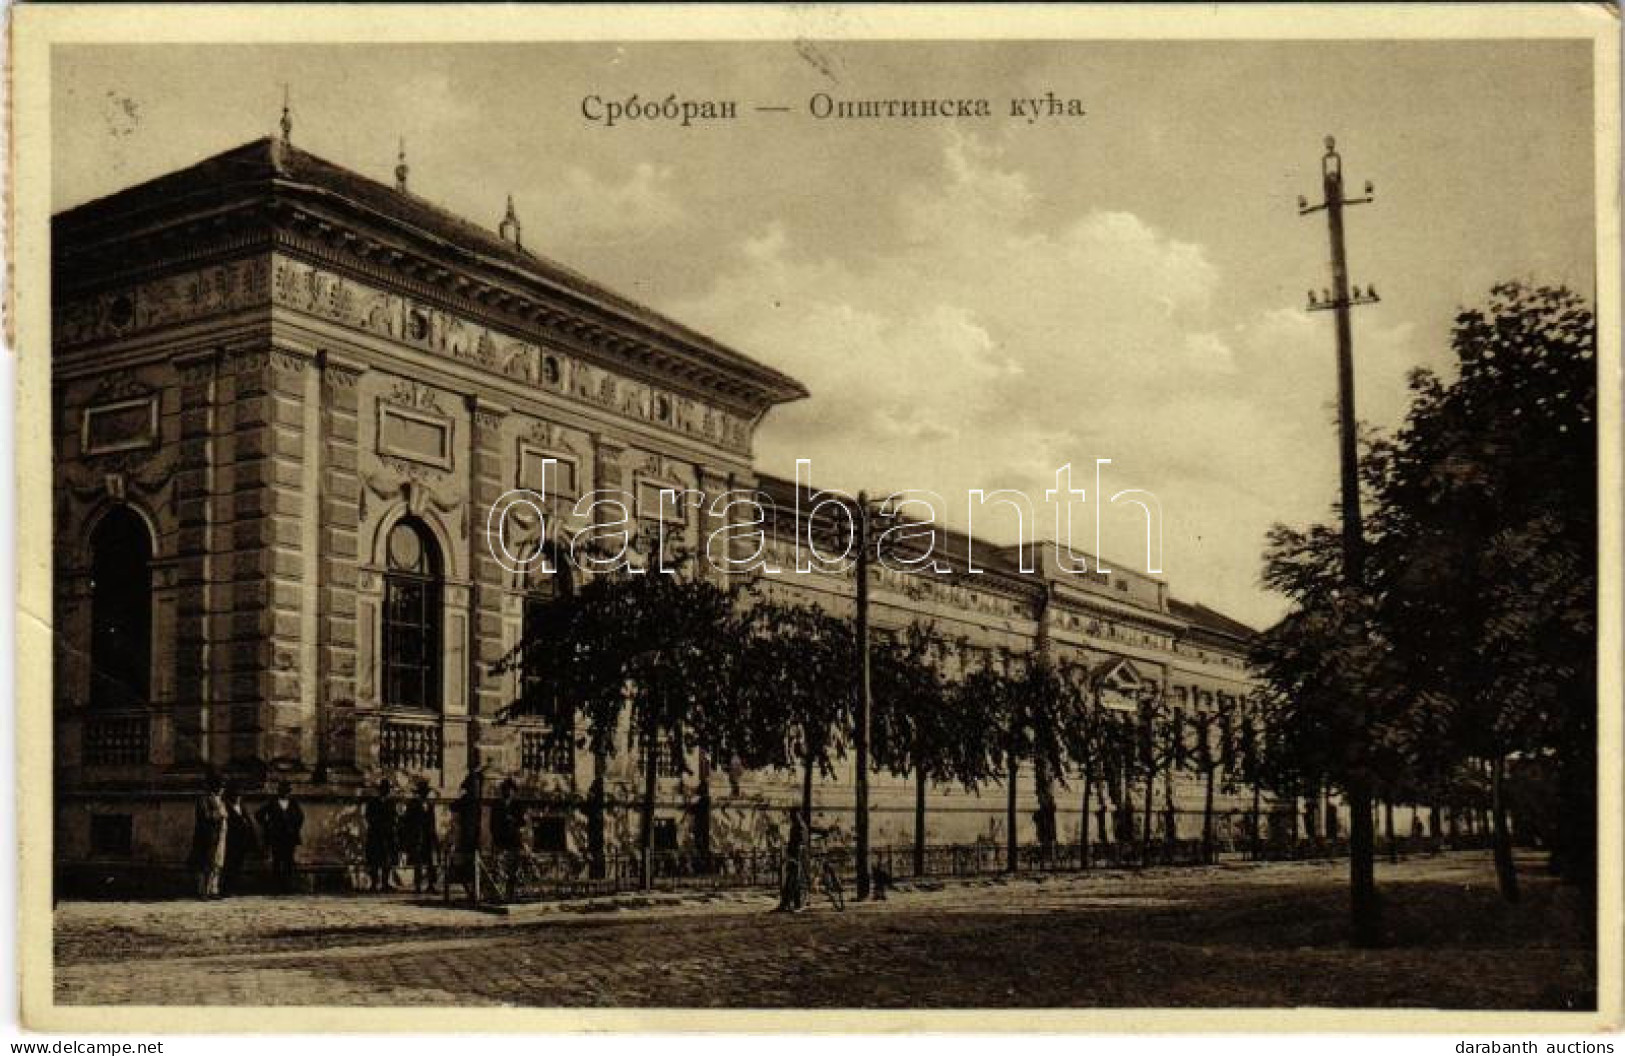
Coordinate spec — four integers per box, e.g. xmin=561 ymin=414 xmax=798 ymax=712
xmin=267 ymin=256 xmax=753 ymax=455
xmin=54 ymin=257 xmax=272 ymax=347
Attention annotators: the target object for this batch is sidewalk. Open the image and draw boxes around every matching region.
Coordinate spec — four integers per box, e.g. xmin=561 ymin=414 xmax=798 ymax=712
xmin=51 ymin=852 xmax=1589 ymax=1009
xmin=55 ymin=854 xmax=1368 ymax=966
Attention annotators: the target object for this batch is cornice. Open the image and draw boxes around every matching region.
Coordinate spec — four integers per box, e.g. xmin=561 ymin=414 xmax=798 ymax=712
xmin=268 ymin=219 xmax=783 ymax=419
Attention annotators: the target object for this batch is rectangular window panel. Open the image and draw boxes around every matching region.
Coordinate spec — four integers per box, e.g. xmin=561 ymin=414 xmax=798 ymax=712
xmin=636 ymin=481 xmax=689 ymax=526
xmin=518 ymin=448 xmax=578 ymax=500
xmin=82 ymin=398 xmax=157 ymax=455
xmin=378 ymin=405 xmax=453 ymax=469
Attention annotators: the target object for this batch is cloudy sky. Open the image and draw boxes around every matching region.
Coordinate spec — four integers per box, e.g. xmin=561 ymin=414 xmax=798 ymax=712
xmin=53 ymin=41 xmax=1595 ymax=627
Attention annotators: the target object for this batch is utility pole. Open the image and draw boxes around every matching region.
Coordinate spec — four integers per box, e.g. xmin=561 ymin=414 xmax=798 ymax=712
xmin=854 ymin=490 xmax=873 ymax=900
xmin=1299 ymin=135 xmax=1381 ymax=946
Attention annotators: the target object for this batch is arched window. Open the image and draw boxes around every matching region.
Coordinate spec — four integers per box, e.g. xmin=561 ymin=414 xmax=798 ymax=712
xmin=89 ymin=505 xmax=153 ymax=709
xmin=383 ymin=518 xmax=443 ymax=710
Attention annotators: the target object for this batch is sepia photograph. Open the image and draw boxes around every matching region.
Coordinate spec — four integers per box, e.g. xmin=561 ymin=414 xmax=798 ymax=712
xmin=8 ymin=2 xmax=1621 ymax=1035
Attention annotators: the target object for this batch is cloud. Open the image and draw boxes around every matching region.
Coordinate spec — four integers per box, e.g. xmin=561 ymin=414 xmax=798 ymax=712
xmin=537 ymin=162 xmax=686 ymax=247
xmin=669 ymin=129 xmax=1426 ymax=627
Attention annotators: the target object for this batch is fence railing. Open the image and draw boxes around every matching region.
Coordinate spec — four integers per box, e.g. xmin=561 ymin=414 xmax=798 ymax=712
xmin=82 ymin=713 xmax=150 ymax=766
xmin=452 ymin=832 xmax=1498 ymax=905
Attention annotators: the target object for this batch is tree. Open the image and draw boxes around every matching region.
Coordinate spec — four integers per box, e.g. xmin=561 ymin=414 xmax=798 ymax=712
xmin=1254 ymin=516 xmax=1411 ymax=944
xmin=734 ymin=600 xmax=858 ymax=839
xmin=1131 ymin=688 xmax=1179 ymax=865
xmin=1188 ymin=692 xmax=1238 ymax=865
xmin=1371 ymin=283 xmax=1596 ymax=906
xmin=958 ymin=652 xmax=1072 ymax=873
xmin=499 ymin=548 xmax=742 ymax=890
xmin=1060 ymin=668 xmax=1130 ymax=869
xmin=1233 ymin=704 xmax=1270 ymax=860
xmin=1257 ymin=283 xmax=1596 ymax=935
xmin=871 ymin=624 xmax=988 ymax=876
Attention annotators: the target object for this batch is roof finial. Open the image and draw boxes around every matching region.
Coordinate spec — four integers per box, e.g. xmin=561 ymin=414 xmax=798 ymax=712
xmin=395 ymin=137 xmax=409 ymax=193
xmin=280 ymin=83 xmax=293 ymax=146
xmin=499 ymin=193 xmax=522 ymax=249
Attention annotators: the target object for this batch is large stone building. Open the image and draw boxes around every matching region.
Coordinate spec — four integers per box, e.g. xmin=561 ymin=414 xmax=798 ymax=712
xmin=52 ymin=134 xmax=1285 ymax=889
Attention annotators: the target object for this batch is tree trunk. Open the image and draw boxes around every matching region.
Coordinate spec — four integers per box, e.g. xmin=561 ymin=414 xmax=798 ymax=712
xmin=1005 ymin=755 xmax=1019 ymax=873
xmin=694 ymin=766 xmax=713 ymax=867
xmin=1491 ymin=754 xmax=1520 ymax=903
xmin=1080 ymin=770 xmax=1094 ymax=871
xmin=1034 ymin=759 xmax=1055 ymax=866
xmin=913 ymin=764 xmax=927 ymax=878
xmin=1250 ymin=780 xmax=1263 ymax=861
xmin=801 ymin=747 xmax=816 ymax=828
xmin=1429 ymin=802 xmax=1443 ymax=851
xmin=587 ymin=754 xmax=606 ymax=880
xmin=1347 ymin=775 xmax=1381 ymax=948
xmin=1201 ymin=765 xmax=1217 ymax=865
xmin=639 ymin=719 xmax=659 ymax=891
xmin=1098 ymin=780 xmax=1114 ymax=860
xmin=1554 ymin=739 xmax=1596 ymax=934
xmin=1140 ymin=769 xmax=1156 ymax=866
xmin=1384 ymin=799 xmax=1397 ymax=863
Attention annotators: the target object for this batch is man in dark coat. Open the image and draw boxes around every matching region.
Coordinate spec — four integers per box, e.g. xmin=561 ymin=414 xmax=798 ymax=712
xmin=449 ymin=774 xmax=483 ymax=899
xmin=401 ymin=780 xmax=440 ymax=894
xmin=489 ymin=778 xmax=527 ymax=896
xmin=489 ymin=779 xmax=526 ymax=851
xmin=364 ymin=780 xmax=399 ymax=892
xmin=221 ymin=788 xmax=258 ymax=896
xmin=256 ymin=780 xmax=305 ymax=894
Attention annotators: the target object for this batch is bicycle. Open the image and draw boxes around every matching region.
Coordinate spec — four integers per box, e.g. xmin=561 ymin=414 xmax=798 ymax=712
xmin=807 ymin=838 xmax=845 ymax=912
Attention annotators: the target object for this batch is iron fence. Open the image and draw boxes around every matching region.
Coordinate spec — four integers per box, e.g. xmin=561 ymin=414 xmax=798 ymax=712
xmin=454 ymin=831 xmax=1498 ymax=905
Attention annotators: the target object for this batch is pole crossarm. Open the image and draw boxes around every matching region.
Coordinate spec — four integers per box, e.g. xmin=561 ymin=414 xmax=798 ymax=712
xmin=1307 ymin=288 xmax=1381 ymax=312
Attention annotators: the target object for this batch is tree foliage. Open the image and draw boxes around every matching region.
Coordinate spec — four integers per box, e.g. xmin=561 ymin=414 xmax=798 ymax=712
xmin=1254 ymin=282 xmax=1597 ymax=909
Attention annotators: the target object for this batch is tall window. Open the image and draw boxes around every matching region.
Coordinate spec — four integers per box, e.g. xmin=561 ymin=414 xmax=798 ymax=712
xmin=383 ymin=518 xmax=442 ymax=710
xmin=521 ymin=558 xmax=574 ymax=772
xmin=89 ymin=505 xmax=152 ymax=709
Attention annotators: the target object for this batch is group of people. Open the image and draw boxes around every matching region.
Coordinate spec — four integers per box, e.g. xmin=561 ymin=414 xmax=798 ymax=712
xmin=193 ymin=775 xmax=886 ymax=908
xmin=189 ymin=773 xmax=534 ymax=900
xmin=361 ymin=775 xmax=529 ymax=895
xmin=360 ymin=778 xmax=445 ymax=893
xmin=190 ymin=777 xmax=304 ymax=899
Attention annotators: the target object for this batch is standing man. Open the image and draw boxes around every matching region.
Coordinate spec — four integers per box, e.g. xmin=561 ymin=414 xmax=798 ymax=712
xmin=221 ymin=787 xmax=257 ymax=896
xmin=489 ymin=778 xmax=527 ymax=897
xmin=401 ymin=779 xmax=440 ymax=895
xmin=364 ymin=779 xmax=399 ymax=892
xmin=190 ymin=775 xmax=228 ymax=900
xmin=777 ymin=807 xmax=825 ymax=912
xmin=256 ymin=780 xmax=305 ymax=894
xmin=449 ymin=773 xmax=483 ymax=899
